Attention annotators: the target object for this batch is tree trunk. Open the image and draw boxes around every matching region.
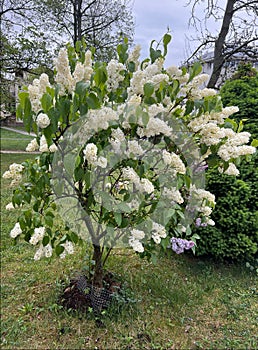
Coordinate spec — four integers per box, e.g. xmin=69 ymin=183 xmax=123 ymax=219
xmin=92 ymin=244 xmax=104 ymax=288
xmin=73 ymin=0 xmax=83 ymax=45
xmin=207 ymin=0 xmax=236 ymax=88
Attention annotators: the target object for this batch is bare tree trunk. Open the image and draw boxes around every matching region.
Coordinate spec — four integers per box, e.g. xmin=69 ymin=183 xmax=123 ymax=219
xmin=73 ymin=0 xmax=83 ymax=45
xmin=207 ymin=0 xmax=236 ymax=88
xmin=92 ymin=244 xmax=104 ymax=287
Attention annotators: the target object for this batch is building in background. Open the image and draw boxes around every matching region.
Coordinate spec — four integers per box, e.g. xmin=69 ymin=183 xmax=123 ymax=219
xmin=200 ymin=49 xmax=258 ymax=87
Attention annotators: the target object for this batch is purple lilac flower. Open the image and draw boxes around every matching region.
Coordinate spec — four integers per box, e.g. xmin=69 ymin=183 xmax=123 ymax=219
xmin=195 ymin=218 xmax=208 ymax=227
xmin=170 ymin=237 xmax=195 ymax=254
xmin=195 ymin=218 xmax=202 ymax=227
xmin=194 ymin=162 xmax=208 ymax=174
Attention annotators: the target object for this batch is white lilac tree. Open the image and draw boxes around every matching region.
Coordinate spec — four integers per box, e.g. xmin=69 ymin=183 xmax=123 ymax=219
xmin=3 ymin=35 xmax=256 ymax=293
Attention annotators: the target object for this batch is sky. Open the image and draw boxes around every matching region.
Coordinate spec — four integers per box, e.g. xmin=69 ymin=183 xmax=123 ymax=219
xmin=132 ymin=0 xmax=222 ymax=66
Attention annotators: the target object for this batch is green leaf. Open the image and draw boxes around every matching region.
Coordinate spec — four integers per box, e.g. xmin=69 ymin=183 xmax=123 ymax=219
xmin=59 ymin=98 xmax=71 ymax=121
xmin=117 ymin=42 xmax=129 ymax=63
xmin=116 ymin=202 xmax=131 ymax=213
xmin=224 ymin=118 xmax=238 ymax=131
xmin=42 ymin=236 xmax=50 ymax=246
xmin=74 ymin=167 xmax=84 ymax=182
xmin=18 ymin=92 xmax=29 ymax=109
xmin=41 ymin=93 xmax=52 ymax=112
xmin=86 ymin=93 xmax=101 ymax=109
xmin=120 ymin=217 xmax=129 ymax=228
xmin=70 ymin=231 xmax=79 ymax=244
xmin=94 ymin=66 xmax=107 ymax=87
xmin=163 ymin=33 xmax=172 ymax=46
xmin=188 ymin=62 xmax=202 ymax=82
xmin=141 ymin=112 xmax=149 ymax=126
xmin=185 ymin=100 xmax=194 ymax=115
xmin=114 ymin=212 xmax=122 ymax=226
xmin=150 ymin=48 xmax=162 ymax=63
xmin=16 ymin=104 xmax=23 ymax=120
xmin=163 ymin=33 xmax=172 ymax=57
xmin=75 ymin=81 xmax=89 ymax=97
xmin=144 ymin=82 xmax=154 ymax=97
xmin=251 ymin=139 xmax=258 ymax=147
xmin=184 ymin=175 xmax=191 ymax=189
xmin=55 ymin=245 xmax=65 ymax=256
xmin=23 ymin=97 xmax=33 ymax=132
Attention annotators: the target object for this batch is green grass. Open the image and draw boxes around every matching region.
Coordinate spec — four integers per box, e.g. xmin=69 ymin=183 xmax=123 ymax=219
xmin=0 ymin=128 xmax=34 ymax=151
xmin=1 ymin=153 xmax=257 ymax=349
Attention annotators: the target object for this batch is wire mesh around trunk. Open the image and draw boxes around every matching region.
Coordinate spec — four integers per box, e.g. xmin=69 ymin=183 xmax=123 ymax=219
xmin=76 ymin=275 xmax=113 ymax=312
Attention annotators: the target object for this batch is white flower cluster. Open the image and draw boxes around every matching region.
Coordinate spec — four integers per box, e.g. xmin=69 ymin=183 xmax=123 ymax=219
xmin=128 ymin=58 xmax=169 ymax=97
xmin=28 ymin=73 xmax=51 ymax=113
xmin=26 ymin=136 xmax=57 ymax=153
xmin=83 ymin=143 xmax=97 ymax=164
xmin=199 ymin=123 xmax=226 ymax=146
xmin=86 ymin=107 xmax=119 ymax=132
xmin=218 ymin=131 xmax=256 ymax=162
xmin=73 ymin=51 xmax=93 ymax=87
xmin=3 ymin=163 xmax=24 ymax=187
xmin=141 ymin=117 xmax=172 ymax=138
xmin=106 ymin=59 xmax=125 ymax=92
xmin=188 ymin=106 xmax=239 ymax=132
xmin=55 ymin=49 xmax=93 ymax=95
xmin=34 ymin=243 xmax=53 ymax=260
xmin=151 ymin=222 xmax=167 ymax=244
xmin=180 ymin=74 xmax=215 ymax=99
xmin=39 ymin=135 xmax=48 ymax=152
xmin=60 ymin=241 xmax=74 ymax=259
xmin=54 ymin=48 xmax=74 ymax=94
xmin=10 ymin=222 xmax=22 ymax=238
xmin=128 ymin=199 xmax=140 ymax=210
xmin=83 ymin=51 xmax=94 ymax=82
xmin=188 ymin=106 xmax=240 ymax=133
xmin=36 ymin=113 xmax=51 ymax=129
xmin=218 ymin=163 xmax=240 ymax=176
xmin=187 ymin=105 xmax=255 ymax=167
xmin=189 ymin=185 xmax=216 ymax=224
xmin=34 ymin=240 xmax=74 ymax=260
xmin=26 ymin=138 xmax=39 ymax=152
xmin=129 ymin=229 xmax=145 ymax=253
xmin=109 ymin=127 xmax=125 ymax=154
xmin=163 ymin=187 xmax=184 ymax=204
xmin=162 ymin=150 xmax=186 ymax=174
xmin=139 ymin=178 xmax=155 ymax=194
xmin=83 ymin=143 xmax=107 ymax=168
xmin=166 ymin=66 xmax=183 ymax=78
xmin=126 ymin=140 xmax=144 ymax=157
xmin=122 ymin=167 xmax=154 ymax=194
xmin=29 ymin=226 xmax=45 ymax=245
xmin=128 ymin=44 xmax=141 ymax=70
xmin=6 ymin=202 xmax=15 ymax=210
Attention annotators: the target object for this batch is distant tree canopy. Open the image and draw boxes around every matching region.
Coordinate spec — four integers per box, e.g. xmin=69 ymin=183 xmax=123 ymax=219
xmin=194 ymin=63 xmax=258 ymax=262
xmin=186 ymin=0 xmax=258 ymax=88
xmin=36 ymin=0 xmax=134 ymax=60
xmin=0 ymin=0 xmax=134 ymax=116
xmin=1 ymin=0 xmax=134 ymax=70
xmin=220 ymin=63 xmax=258 ymax=138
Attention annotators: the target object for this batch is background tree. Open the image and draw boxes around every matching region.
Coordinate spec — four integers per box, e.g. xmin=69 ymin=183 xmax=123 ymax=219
xmin=35 ymin=0 xmax=134 ymax=60
xmin=194 ymin=63 xmax=258 ymax=262
xmin=185 ymin=0 xmax=258 ymax=88
xmin=0 ymin=0 xmax=134 ymax=118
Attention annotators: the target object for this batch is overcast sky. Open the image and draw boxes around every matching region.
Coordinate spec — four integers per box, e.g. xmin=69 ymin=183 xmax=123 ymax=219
xmin=132 ymin=0 xmax=223 ymax=66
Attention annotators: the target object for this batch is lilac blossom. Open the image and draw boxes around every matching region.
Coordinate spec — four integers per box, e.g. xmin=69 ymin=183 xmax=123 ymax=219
xmin=170 ymin=237 xmax=195 ymax=254
xmin=195 ymin=218 xmax=208 ymax=227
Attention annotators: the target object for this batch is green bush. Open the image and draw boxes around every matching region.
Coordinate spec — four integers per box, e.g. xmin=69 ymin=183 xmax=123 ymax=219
xmin=194 ymin=64 xmax=258 ymax=261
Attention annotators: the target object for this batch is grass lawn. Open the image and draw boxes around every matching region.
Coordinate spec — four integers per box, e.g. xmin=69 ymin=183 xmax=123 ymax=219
xmin=0 ymin=128 xmax=34 ymax=151
xmin=1 ymin=153 xmax=257 ymax=349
